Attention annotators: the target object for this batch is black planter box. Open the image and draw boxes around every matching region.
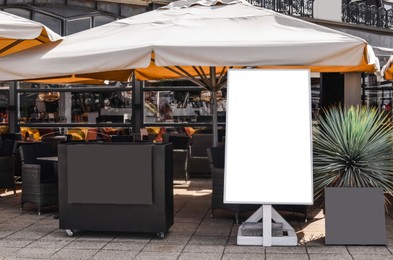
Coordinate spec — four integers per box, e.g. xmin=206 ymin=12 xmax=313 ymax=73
xmin=325 ymin=187 xmax=386 ymax=245
xmin=57 ymin=143 xmax=173 ymax=235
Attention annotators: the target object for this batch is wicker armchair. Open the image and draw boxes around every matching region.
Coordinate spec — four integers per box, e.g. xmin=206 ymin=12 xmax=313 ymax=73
xmin=41 ymin=135 xmax=68 ymax=155
xmin=19 ymin=144 xmax=58 ymax=215
xmin=187 ymin=134 xmax=213 ymax=178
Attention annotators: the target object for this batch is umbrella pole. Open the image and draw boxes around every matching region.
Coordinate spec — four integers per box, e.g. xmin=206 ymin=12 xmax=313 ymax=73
xmin=210 ymin=67 xmax=218 ymax=147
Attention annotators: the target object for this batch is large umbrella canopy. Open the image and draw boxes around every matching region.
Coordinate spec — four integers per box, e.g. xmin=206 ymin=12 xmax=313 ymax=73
xmin=0 ymin=0 xmax=380 ymax=145
xmin=0 ymin=10 xmax=62 ymax=57
xmin=0 ymin=0 xmax=378 ymax=82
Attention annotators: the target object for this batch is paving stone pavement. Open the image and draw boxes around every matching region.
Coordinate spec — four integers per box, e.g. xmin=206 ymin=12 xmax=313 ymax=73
xmin=0 ymin=179 xmax=392 ymax=259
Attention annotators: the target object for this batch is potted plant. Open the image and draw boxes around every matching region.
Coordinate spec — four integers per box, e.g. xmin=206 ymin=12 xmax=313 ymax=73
xmin=313 ymin=105 xmax=393 ymax=203
xmin=313 ymin=105 xmax=393 ymax=244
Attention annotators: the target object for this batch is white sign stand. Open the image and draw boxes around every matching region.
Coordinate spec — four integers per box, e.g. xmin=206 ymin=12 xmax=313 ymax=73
xmin=226 ymin=69 xmax=313 ymax=247
xmin=237 ymin=205 xmax=297 ymax=246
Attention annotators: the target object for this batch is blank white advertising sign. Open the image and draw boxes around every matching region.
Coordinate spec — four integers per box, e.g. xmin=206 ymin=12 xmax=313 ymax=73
xmin=224 ymin=69 xmax=313 ymax=205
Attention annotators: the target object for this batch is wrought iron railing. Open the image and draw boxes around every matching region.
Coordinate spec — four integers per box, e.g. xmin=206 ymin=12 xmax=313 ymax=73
xmin=247 ymin=0 xmax=314 ymax=18
xmin=342 ymin=1 xmax=393 ymax=29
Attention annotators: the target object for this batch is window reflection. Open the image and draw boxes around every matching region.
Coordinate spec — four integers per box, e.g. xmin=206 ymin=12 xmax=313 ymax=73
xmin=18 ymin=89 xmax=132 ymax=125
xmin=143 ymin=89 xmax=226 ymax=124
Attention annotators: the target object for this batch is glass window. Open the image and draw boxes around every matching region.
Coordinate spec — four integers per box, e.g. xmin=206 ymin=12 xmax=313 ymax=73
xmin=18 ymin=90 xmax=132 ymax=125
xmin=143 ymin=89 xmax=226 ymax=124
xmin=17 ymin=83 xmax=132 ymax=127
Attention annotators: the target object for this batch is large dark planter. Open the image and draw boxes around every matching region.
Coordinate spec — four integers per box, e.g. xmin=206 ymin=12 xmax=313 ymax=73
xmin=58 ymin=142 xmax=173 ymax=238
xmin=325 ymin=187 xmax=386 ymax=245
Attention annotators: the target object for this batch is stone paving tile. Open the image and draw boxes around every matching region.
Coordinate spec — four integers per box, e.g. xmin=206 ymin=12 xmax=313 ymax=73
xmin=52 ymin=248 xmax=99 ymax=259
xmin=347 ymin=246 xmax=391 ymax=255
xmin=39 ymin=231 xmax=78 ymax=242
xmin=23 ymin=224 xmax=58 ymax=232
xmin=102 ymin=241 xmax=147 ymax=251
xmin=169 ymin=222 xmax=200 ymax=235
xmin=302 ymin=237 xmax=325 ymax=246
xmin=188 ymin=235 xmax=228 ymax=245
xmin=222 ymin=253 xmax=266 ymax=260
xmin=300 ymin=220 xmax=326 ymax=232
xmin=308 ymin=254 xmax=353 ymax=260
xmin=224 ymin=245 xmax=265 ymax=254
xmin=76 ymin=231 xmax=118 ymax=241
xmin=0 ymin=231 xmax=14 ymax=238
xmin=266 ymin=246 xmax=307 ymax=254
xmin=183 ymin=244 xmax=225 ymax=253
xmin=6 ymin=231 xmax=49 ymax=240
xmin=174 ymin=216 xmax=203 ymax=223
xmin=15 ymin=247 xmax=58 ymax=259
xmin=0 ymin=247 xmax=20 ymax=257
xmin=226 ymin=236 xmax=238 ymax=245
xmin=0 ymin=238 xmax=35 ymax=248
xmin=266 ymin=253 xmax=309 ymax=260
xmin=195 ymin=223 xmax=232 ymax=236
xmin=64 ymin=240 xmax=109 ymax=250
xmin=387 ymin=238 xmax=393 ymax=246
xmin=386 ymin=225 xmax=393 ymax=231
xmin=142 ymin=242 xmax=185 ymax=252
xmin=388 ymin=246 xmax=393 ymax=254
xmin=134 ymin=251 xmax=180 ymax=260
xmin=0 ymin=223 xmax=25 ymax=232
xmin=109 ymin=232 xmax=152 ymax=242
xmin=25 ymin=240 xmax=71 ymax=250
xmin=150 ymin=233 xmax=191 ymax=244
xmin=306 ymin=245 xmax=349 ymax=254
xmin=2 ymin=180 xmax=393 ymax=259
xmin=178 ymin=252 xmax=223 ymax=260
xmin=92 ymin=249 xmax=139 ymax=259
xmin=352 ymin=255 xmax=393 ymax=260
xmin=298 ymin=231 xmax=325 ymax=245
xmin=229 ymin=224 xmax=239 ymax=237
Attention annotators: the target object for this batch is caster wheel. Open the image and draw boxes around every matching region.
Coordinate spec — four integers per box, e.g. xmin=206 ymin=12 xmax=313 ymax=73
xmin=65 ymin=229 xmax=74 ymax=237
xmin=157 ymin=232 xmax=165 ymax=239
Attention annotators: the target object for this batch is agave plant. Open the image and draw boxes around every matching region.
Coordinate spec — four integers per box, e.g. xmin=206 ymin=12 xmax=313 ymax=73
xmin=313 ymin=106 xmax=393 ymax=206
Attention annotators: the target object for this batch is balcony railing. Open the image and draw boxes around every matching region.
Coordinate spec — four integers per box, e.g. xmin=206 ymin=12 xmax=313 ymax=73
xmin=247 ymin=0 xmax=314 ymax=18
xmin=342 ymin=1 xmax=393 ymax=29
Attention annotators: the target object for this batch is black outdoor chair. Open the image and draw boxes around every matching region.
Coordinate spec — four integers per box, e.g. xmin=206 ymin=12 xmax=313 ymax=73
xmin=19 ymin=143 xmax=58 ymax=215
xmin=187 ymin=134 xmax=213 ymax=178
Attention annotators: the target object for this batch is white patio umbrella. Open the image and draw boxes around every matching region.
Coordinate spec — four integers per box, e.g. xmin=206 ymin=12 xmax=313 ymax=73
xmin=0 ymin=0 xmax=380 ymax=145
xmin=0 ymin=10 xmax=62 ymax=57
